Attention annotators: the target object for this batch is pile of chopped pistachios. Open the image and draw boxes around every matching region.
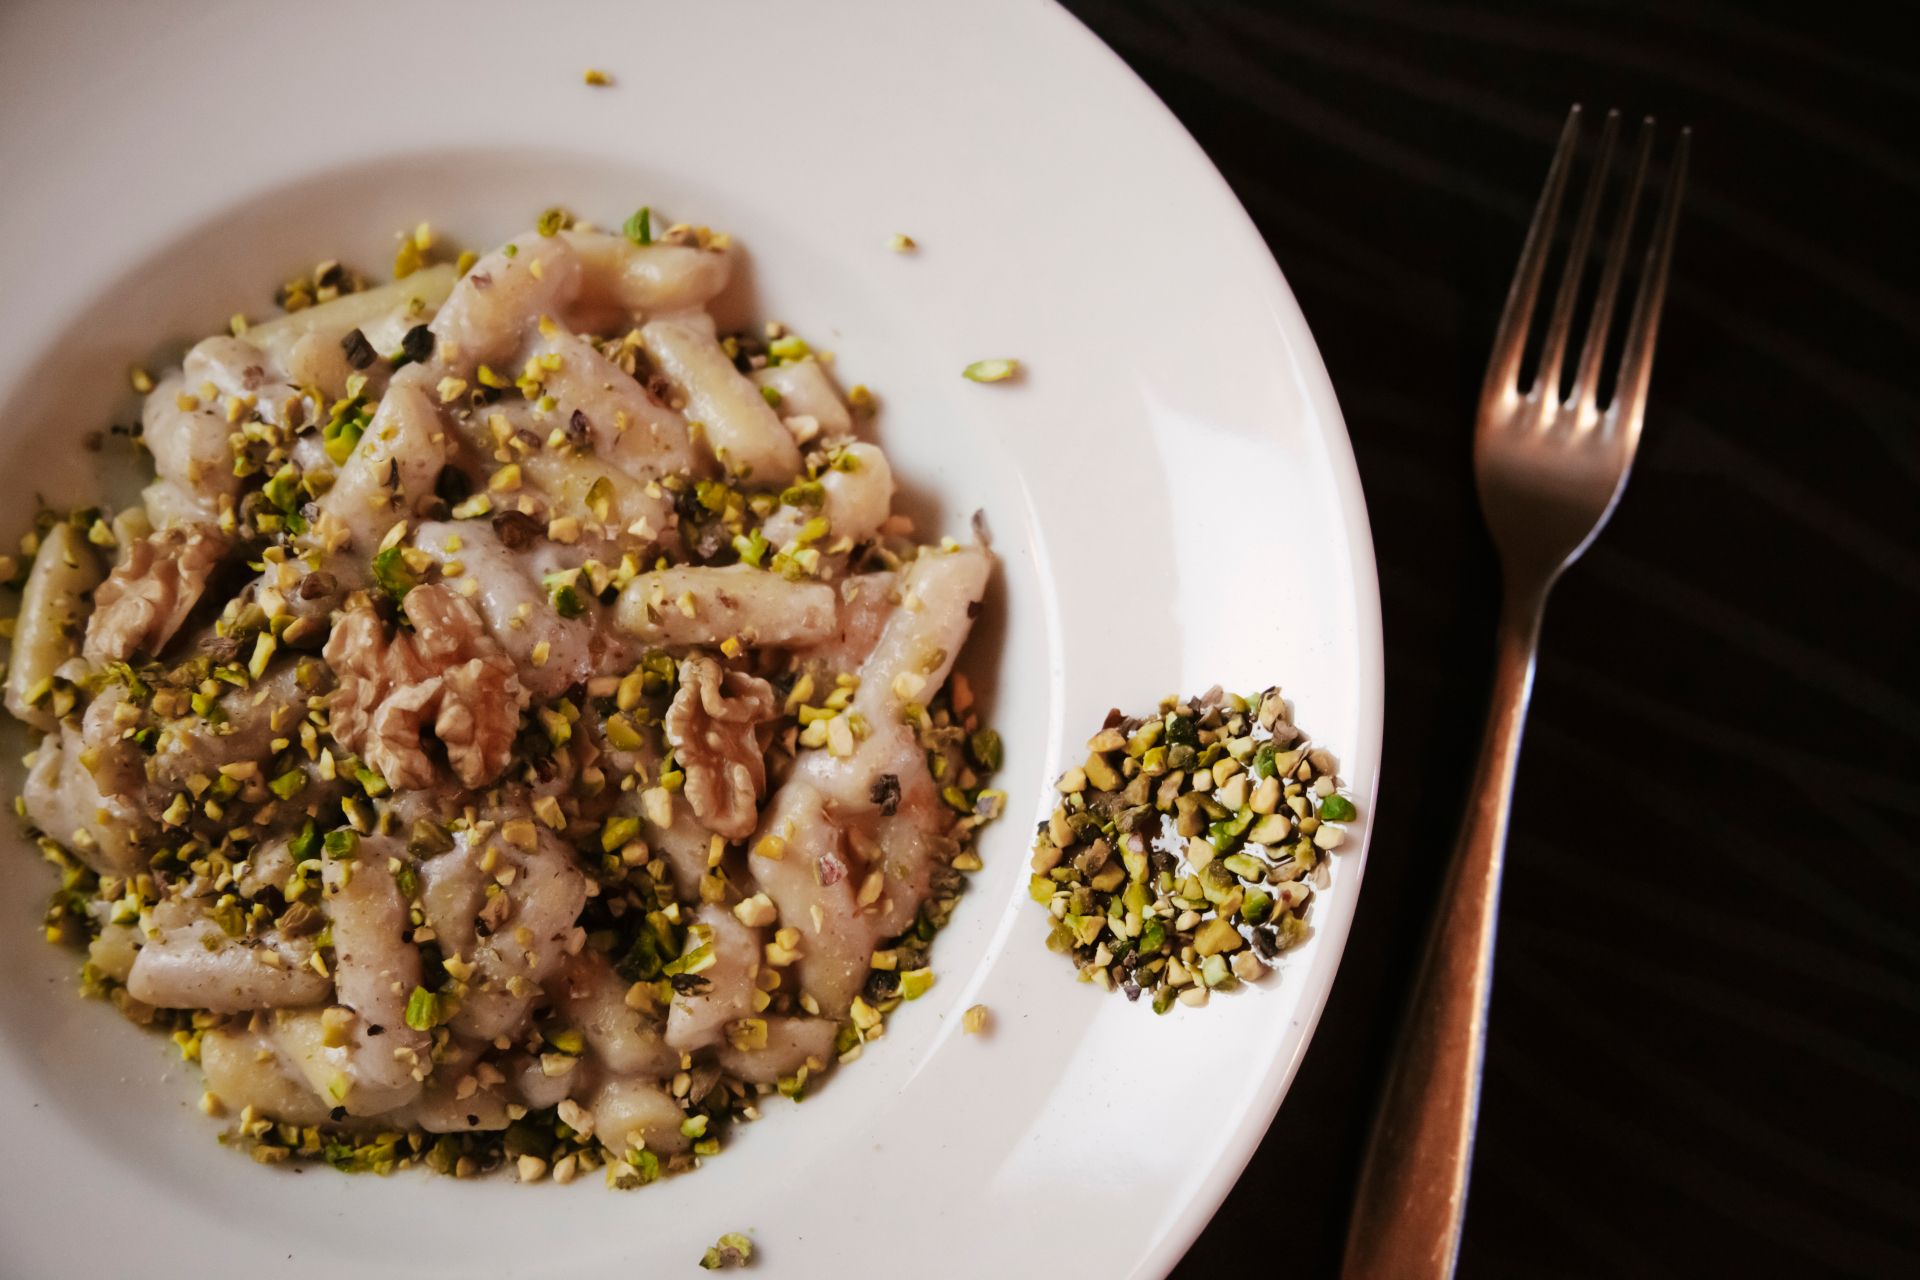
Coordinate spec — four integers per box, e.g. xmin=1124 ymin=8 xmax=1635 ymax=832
xmin=1029 ymin=687 xmax=1356 ymax=1011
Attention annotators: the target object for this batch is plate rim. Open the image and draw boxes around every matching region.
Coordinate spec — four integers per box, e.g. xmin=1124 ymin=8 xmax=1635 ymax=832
xmin=1045 ymin=8 xmax=1385 ymax=1271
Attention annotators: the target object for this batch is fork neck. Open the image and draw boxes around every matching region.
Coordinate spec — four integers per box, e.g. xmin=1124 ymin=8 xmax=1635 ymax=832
xmin=1490 ymin=575 xmax=1548 ymax=731
xmin=1497 ymin=571 xmax=1548 ymax=650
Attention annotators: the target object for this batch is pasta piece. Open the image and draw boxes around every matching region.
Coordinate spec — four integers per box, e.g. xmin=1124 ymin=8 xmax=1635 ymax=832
xmin=151 ymin=664 xmax=305 ymax=789
xmin=508 ymin=1053 xmax=576 ymax=1111
xmin=313 ymin=367 xmax=451 ymax=559
xmin=410 ymin=521 xmax=606 ymax=699
xmin=88 ymin=924 xmax=140 ymax=984
xmin=244 ymin=265 xmax=456 ymax=398
xmin=182 ymin=333 xmax=378 ymax=437
xmin=635 ymin=790 xmax=725 ymax=904
xmin=763 ymin=442 xmax=894 ymax=550
xmin=615 ymin=564 xmax=836 ymax=648
xmin=139 ymin=478 xmax=215 ymax=531
xmin=246 ymin=267 xmax=456 ymax=351
xmin=4 ymin=522 xmax=102 ymax=731
xmin=588 ymin=1076 xmax=691 ymax=1157
xmin=22 ymin=723 xmax=147 ymax=875
xmin=566 ymin=229 xmax=733 ymax=317
xmin=743 ymin=781 xmax=858 ymax=1012
xmin=415 ymin=843 xmax=499 ymax=1030
xmin=800 ymin=571 xmax=899 ymax=674
xmin=78 ymin=683 xmax=152 ymax=806
xmin=419 ymin=821 xmax=588 ymax=1041
xmin=714 ymin=1016 xmax=838 ymax=1085
xmin=848 ymin=545 xmax=990 ymax=736
xmin=141 ymin=374 xmax=243 ymax=520
xmin=641 ymin=314 xmax=802 ymax=483
xmin=664 ymin=906 xmax=763 ymax=1053
xmin=550 ymin=951 xmax=678 ymax=1077
xmin=533 ymin=328 xmax=697 ymax=480
xmin=125 ymin=907 xmax=329 ymax=1012
xmin=745 ymin=546 xmax=991 ymax=1014
xmin=323 ymin=839 xmax=430 ymax=1106
xmin=271 ymin=1007 xmax=421 ymax=1119
xmin=236 ymin=835 xmax=298 ymax=901
xmin=401 ymin=1042 xmax=514 ymax=1133
xmin=430 ymin=235 xmax=585 ymax=375
xmin=200 ymin=1026 xmax=334 ymax=1126
xmin=516 ymin=449 xmax=673 ymax=553
xmin=434 ymin=231 xmax=727 ymax=381
xmin=750 ymin=738 xmax=961 ymax=1016
xmin=181 ymin=337 xmax=274 ymax=408
xmin=750 ymin=357 xmax=852 ymax=439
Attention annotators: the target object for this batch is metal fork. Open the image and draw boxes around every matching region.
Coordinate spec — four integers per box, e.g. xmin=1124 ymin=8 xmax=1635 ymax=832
xmin=1342 ymin=106 xmax=1689 ymax=1279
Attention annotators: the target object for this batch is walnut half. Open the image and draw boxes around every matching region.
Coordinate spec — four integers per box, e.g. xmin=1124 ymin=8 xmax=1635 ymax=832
xmin=662 ymin=654 xmax=779 ymax=841
xmin=324 ymin=584 xmax=526 ymax=789
xmin=84 ymin=523 xmax=228 ymax=664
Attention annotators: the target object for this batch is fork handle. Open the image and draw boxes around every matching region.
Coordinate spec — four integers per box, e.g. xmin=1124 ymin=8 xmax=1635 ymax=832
xmin=1343 ymin=588 xmax=1545 ymax=1280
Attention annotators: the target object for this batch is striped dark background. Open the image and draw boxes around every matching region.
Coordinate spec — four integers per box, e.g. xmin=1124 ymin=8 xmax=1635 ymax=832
xmin=1057 ymin=2 xmax=1920 ymax=1276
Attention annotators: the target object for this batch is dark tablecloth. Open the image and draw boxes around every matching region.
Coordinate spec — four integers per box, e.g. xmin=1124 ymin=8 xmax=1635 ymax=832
xmin=1058 ymin=2 xmax=1920 ymax=1275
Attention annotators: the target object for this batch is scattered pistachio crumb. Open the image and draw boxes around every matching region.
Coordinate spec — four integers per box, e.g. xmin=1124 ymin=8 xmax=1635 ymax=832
xmin=700 ymin=1232 xmax=754 ymax=1270
xmin=962 ymin=358 xmax=1020 ymax=383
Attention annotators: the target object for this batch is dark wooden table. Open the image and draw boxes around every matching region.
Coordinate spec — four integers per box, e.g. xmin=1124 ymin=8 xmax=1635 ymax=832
xmin=1058 ymin=3 xmax=1920 ymax=1275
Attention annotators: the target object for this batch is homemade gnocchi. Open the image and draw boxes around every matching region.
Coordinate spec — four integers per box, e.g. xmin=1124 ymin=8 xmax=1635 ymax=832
xmin=3 ymin=211 xmax=1002 ymax=1184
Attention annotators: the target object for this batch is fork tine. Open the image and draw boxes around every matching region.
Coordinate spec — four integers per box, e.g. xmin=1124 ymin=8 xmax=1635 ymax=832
xmin=1481 ymin=106 xmax=1583 ymax=414
xmin=1571 ymin=119 xmax=1656 ymax=422
xmin=1531 ymin=109 xmax=1619 ymax=411
xmin=1605 ymin=127 xmax=1690 ymax=446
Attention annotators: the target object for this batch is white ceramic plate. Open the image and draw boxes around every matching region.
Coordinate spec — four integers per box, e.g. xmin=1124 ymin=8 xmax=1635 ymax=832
xmin=0 ymin=1 xmax=1382 ymax=1275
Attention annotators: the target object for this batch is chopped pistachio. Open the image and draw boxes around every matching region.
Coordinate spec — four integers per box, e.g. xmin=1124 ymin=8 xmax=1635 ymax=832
xmin=1083 ymin=752 xmax=1121 ymax=792
xmin=699 ymin=1233 xmax=753 ymax=1270
xmin=962 ymin=358 xmax=1019 ymax=383
xmin=623 ymin=206 xmax=653 ymax=247
xmin=768 ymin=334 xmax=809 ymax=363
xmin=404 ymin=986 xmax=442 ymax=1031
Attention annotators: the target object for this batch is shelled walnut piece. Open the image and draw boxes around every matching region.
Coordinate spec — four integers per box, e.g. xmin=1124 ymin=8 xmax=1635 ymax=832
xmin=323 ymin=584 xmax=527 ymax=788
